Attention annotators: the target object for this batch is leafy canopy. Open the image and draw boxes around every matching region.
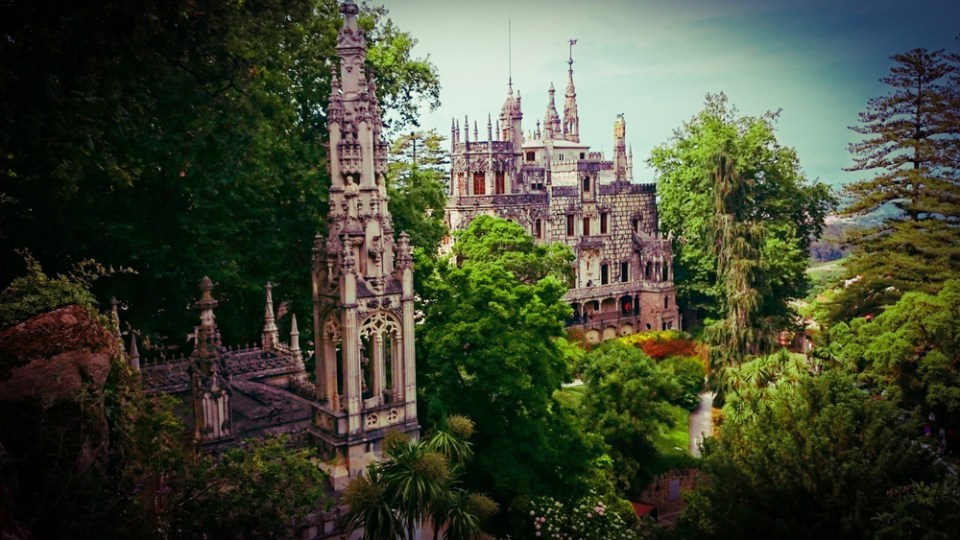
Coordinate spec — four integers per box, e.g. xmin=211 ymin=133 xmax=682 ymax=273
xmin=648 ymin=93 xmax=834 ymax=321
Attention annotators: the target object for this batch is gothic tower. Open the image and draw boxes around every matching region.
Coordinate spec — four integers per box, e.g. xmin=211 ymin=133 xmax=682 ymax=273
xmin=311 ymin=0 xmax=418 ymax=490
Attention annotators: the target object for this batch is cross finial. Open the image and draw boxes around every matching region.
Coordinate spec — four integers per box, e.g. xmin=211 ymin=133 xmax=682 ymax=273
xmin=568 ymin=38 xmax=577 ymax=68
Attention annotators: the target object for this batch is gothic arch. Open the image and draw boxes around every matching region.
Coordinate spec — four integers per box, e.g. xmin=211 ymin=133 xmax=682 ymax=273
xmin=358 ymin=310 xmax=404 ymax=407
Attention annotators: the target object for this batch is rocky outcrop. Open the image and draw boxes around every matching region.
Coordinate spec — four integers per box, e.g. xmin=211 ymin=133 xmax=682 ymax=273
xmin=0 ymin=304 xmax=116 ymax=405
xmin=0 ymin=304 xmax=119 ymax=538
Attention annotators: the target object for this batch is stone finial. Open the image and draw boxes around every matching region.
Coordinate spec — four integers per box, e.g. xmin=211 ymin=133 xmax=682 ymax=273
xmin=397 ymin=231 xmax=414 ymax=270
xmin=192 ymin=276 xmax=222 ymax=359
xmin=290 ymin=314 xmax=301 ymax=355
xmin=129 ymin=334 xmax=140 ymax=372
xmin=262 ymin=282 xmax=279 ymax=349
xmin=110 ymin=297 xmax=123 ymax=346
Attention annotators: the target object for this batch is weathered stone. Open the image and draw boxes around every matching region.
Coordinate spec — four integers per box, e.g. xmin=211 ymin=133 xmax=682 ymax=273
xmin=0 ymin=304 xmax=116 ymax=406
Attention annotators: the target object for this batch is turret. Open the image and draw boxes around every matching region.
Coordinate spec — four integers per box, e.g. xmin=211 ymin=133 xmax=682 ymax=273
xmin=499 ymin=84 xmax=523 ymax=150
xmin=262 ymin=282 xmax=279 ymax=350
xmin=543 ymin=82 xmax=561 ymax=140
xmin=563 ymin=39 xmax=580 ymax=143
xmin=613 ymin=114 xmax=628 ymax=182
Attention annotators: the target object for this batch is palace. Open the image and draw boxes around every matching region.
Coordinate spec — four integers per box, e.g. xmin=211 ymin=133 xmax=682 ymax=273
xmin=444 ymin=48 xmax=680 ymax=340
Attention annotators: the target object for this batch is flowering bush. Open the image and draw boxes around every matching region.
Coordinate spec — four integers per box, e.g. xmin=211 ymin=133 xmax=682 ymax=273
xmin=524 ymin=492 xmax=641 ymax=540
xmin=619 ymin=330 xmax=703 ymax=361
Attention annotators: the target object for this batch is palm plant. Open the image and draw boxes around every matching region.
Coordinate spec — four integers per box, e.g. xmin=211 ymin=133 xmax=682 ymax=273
xmin=339 ymin=417 xmax=496 ymax=540
xmin=339 ymin=464 xmax=405 ymax=540
xmin=381 ymin=439 xmax=450 ymax=540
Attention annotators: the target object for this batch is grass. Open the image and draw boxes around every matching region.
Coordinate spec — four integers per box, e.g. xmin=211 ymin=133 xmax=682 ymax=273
xmin=651 ymin=403 xmax=690 ymax=458
xmin=805 ymin=257 xmax=848 ymax=302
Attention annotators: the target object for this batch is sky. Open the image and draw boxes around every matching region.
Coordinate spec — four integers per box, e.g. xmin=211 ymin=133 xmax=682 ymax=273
xmin=380 ymin=0 xmax=958 ymax=189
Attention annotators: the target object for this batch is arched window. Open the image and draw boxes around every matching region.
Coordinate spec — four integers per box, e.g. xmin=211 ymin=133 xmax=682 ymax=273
xmin=473 ymin=172 xmax=486 ymax=195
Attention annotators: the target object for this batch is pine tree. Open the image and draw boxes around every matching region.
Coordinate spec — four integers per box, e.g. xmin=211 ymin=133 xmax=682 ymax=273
xmin=845 ymin=48 xmax=958 ymax=221
xmin=833 ymin=48 xmax=960 ymax=322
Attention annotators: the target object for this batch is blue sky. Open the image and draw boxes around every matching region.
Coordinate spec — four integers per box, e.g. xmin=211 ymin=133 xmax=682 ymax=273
xmin=382 ymin=0 xmax=957 ymax=188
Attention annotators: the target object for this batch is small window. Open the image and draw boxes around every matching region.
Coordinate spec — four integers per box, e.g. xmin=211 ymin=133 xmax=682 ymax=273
xmin=582 ymin=218 xmax=590 ymax=236
xmin=473 ymin=172 xmax=485 ymax=195
xmin=580 ymin=152 xmax=585 ymax=159
xmin=632 ymin=218 xmax=639 ymax=232
xmin=645 ymin=261 xmax=652 ymax=280
xmin=620 ymin=262 xmax=629 ymax=282
xmin=526 ymin=151 xmax=535 ymax=162
xmin=566 ymin=215 xmax=574 ymax=236
xmin=495 ymin=171 xmax=505 ymax=194
xmin=600 ymin=213 xmax=608 ymax=234
xmin=535 ymin=219 xmax=542 ymax=239
xmin=664 ymin=296 xmax=670 ymax=309
xmin=582 ymin=176 xmax=590 ymax=191
xmin=601 ymin=264 xmax=609 ymax=285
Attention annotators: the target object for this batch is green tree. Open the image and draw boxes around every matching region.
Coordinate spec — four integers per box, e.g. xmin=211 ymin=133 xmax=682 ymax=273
xmin=578 ymin=340 xmax=683 ymax=495
xmin=825 ymin=280 xmax=960 ymax=420
xmin=874 ymin=476 xmax=960 ymax=540
xmin=648 ymin=93 xmax=834 ymax=322
xmin=706 ymin=153 xmax=775 ymax=367
xmin=832 ymin=48 xmax=960 ymax=322
xmin=340 ymin=418 xmax=497 ymax=540
xmin=387 ymin=129 xmax=449 ymax=258
xmin=0 ymin=0 xmax=441 ymax=348
xmin=675 ymin=371 xmax=943 ymax=540
xmin=416 ymin=216 xmax=595 ymax=520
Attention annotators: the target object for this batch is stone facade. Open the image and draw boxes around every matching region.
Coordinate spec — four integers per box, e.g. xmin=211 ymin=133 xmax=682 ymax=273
xmin=445 ymin=51 xmax=680 ymax=341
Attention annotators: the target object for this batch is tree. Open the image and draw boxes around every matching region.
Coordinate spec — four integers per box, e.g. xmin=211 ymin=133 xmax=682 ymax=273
xmin=648 ymin=93 xmax=834 ymax=322
xmin=416 ymin=216 xmax=596 ymax=521
xmin=339 ymin=417 xmax=497 ymax=540
xmin=833 ymin=48 xmax=960 ymax=322
xmin=706 ymin=153 xmax=775 ymax=367
xmin=578 ymin=340 xmax=685 ymax=495
xmin=387 ymin=129 xmax=449 ymax=258
xmin=675 ymin=371 xmax=944 ymax=540
xmin=825 ymin=280 xmax=960 ymax=424
xmin=0 ymin=0 xmax=441 ymax=348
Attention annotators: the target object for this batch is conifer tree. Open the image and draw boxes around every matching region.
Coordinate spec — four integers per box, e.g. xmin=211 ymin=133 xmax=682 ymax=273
xmin=834 ymin=48 xmax=960 ymax=322
xmin=844 ymin=48 xmax=957 ymax=221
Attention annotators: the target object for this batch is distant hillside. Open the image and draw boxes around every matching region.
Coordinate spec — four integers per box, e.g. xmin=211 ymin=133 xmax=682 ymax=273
xmin=810 ymin=204 xmax=903 ymax=262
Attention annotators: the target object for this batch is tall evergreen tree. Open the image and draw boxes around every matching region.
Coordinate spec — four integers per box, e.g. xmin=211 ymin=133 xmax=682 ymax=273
xmin=833 ymin=48 xmax=960 ymax=322
xmin=707 ymin=154 xmax=774 ymax=368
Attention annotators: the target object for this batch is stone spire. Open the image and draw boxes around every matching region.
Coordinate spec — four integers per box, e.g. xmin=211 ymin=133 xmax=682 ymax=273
xmin=110 ymin=297 xmax=123 ymax=349
xmin=499 ymin=83 xmax=523 ymax=148
xmin=128 ymin=334 xmax=140 ymax=372
xmin=289 ymin=313 xmax=300 ymax=355
xmin=563 ymin=39 xmax=580 ymax=143
xmin=543 ymin=82 xmax=561 ymax=140
xmin=190 ymin=276 xmax=232 ymax=444
xmin=192 ymin=277 xmax=222 ymax=359
xmin=262 ymin=282 xmax=279 ymax=350
xmin=613 ymin=114 xmax=628 ymax=182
